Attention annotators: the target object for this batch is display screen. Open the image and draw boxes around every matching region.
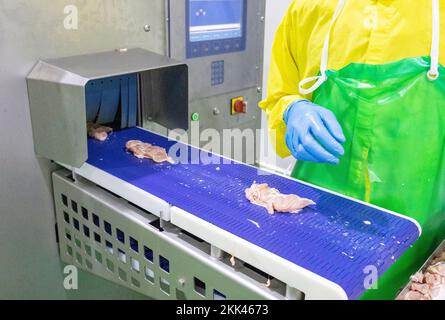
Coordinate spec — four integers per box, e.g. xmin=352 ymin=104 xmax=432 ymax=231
xmin=188 ymin=0 xmax=244 ymax=43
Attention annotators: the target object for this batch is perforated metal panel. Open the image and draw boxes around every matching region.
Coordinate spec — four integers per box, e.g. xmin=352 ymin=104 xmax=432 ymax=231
xmin=53 ymin=169 xmax=286 ymax=300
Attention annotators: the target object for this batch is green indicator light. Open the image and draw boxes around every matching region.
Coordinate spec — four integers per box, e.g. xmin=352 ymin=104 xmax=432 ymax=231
xmin=191 ymin=112 xmax=200 ymax=121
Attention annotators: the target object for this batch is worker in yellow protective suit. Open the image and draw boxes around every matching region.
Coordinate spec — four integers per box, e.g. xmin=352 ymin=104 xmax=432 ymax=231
xmin=260 ymin=0 xmax=445 ymax=299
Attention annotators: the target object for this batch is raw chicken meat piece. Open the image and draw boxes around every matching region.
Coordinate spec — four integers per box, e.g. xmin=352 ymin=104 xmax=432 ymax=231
xmin=245 ymin=182 xmax=315 ymax=214
xmin=87 ymin=123 xmax=113 ymax=141
xmin=410 ymin=283 xmax=432 ymax=297
xmin=399 ymin=257 xmax=445 ymax=300
xmin=410 ymin=272 xmax=424 ymax=283
xmin=126 ymin=140 xmax=174 ymax=164
xmin=424 ymin=272 xmax=443 ymax=287
xmin=401 ymin=290 xmax=431 ymax=300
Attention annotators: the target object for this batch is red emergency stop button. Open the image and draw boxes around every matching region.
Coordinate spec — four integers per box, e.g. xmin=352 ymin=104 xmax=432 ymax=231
xmin=234 ymin=100 xmax=246 ymax=113
xmin=231 ymin=97 xmax=247 ymax=114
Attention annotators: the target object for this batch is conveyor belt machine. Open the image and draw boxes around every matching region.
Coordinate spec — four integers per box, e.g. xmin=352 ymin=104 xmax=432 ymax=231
xmin=26 ymin=7 xmax=421 ymax=300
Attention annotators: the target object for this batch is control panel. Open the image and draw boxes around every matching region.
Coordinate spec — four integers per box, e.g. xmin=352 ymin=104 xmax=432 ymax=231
xmin=186 ymin=0 xmax=247 ymax=58
xmin=168 ymin=0 xmax=264 ymax=100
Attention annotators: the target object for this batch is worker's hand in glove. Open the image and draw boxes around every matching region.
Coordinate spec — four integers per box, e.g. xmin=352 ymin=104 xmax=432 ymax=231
xmin=284 ymin=100 xmax=346 ymax=164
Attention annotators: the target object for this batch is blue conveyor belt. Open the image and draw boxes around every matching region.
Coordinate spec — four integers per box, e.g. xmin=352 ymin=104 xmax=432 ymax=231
xmin=86 ymin=127 xmax=420 ymax=299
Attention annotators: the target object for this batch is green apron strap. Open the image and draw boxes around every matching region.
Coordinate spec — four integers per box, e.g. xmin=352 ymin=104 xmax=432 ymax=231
xmin=299 ymin=0 xmax=346 ymax=95
xmin=429 ymin=0 xmax=440 ymax=80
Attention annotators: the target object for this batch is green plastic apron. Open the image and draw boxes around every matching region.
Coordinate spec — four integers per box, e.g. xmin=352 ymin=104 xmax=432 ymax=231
xmin=296 ymin=0 xmax=445 ymax=299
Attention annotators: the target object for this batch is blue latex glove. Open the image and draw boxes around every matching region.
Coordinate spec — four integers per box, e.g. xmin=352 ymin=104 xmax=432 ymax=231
xmin=284 ymin=100 xmax=346 ymax=164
